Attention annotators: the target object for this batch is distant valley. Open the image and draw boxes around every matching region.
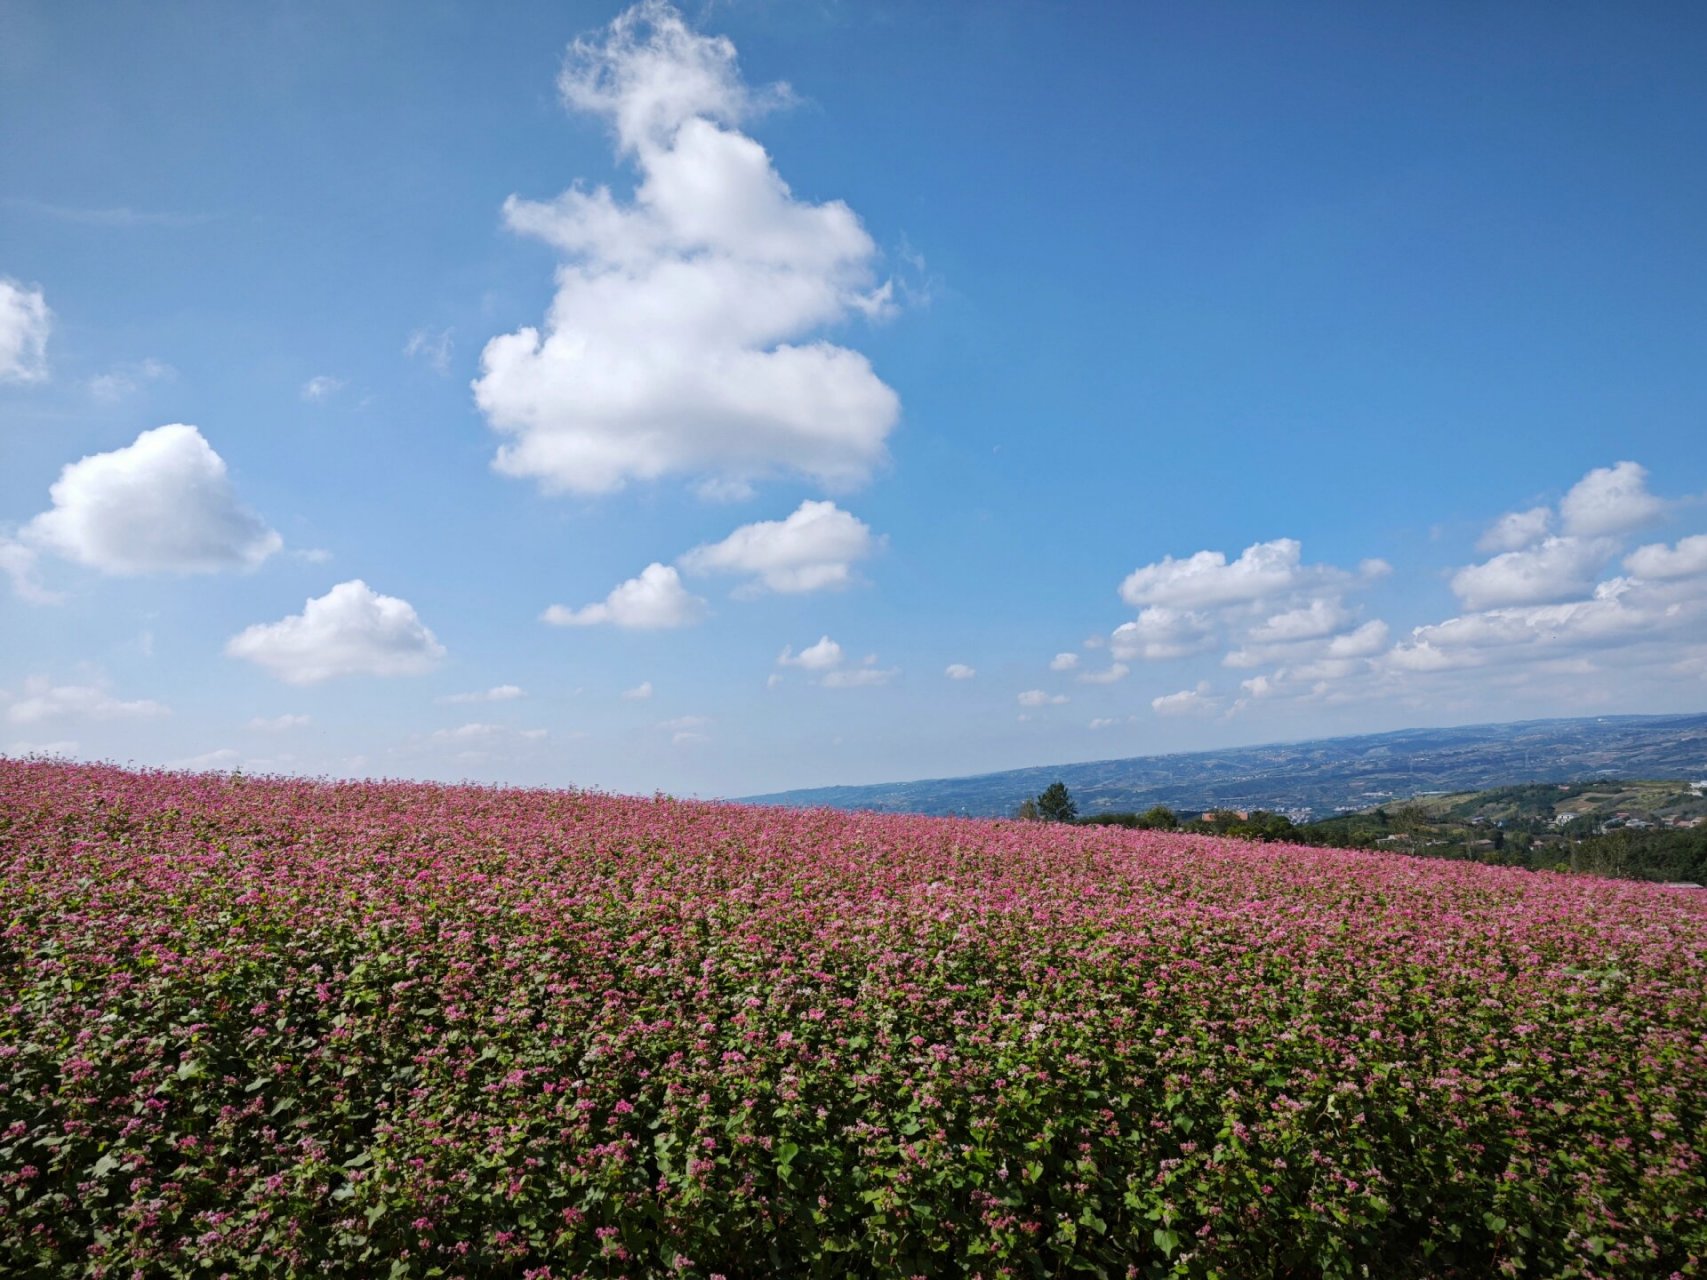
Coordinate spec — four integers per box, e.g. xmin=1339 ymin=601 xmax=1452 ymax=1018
xmin=742 ymin=713 xmax=1707 ymax=820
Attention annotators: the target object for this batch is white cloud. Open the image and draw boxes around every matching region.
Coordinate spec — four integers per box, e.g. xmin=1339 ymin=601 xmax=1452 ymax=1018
xmin=944 ymin=663 xmax=975 ymax=680
xmin=5 ymin=677 xmax=169 ymax=725
xmin=473 ymin=2 xmax=898 ymax=496
xmin=404 ymin=328 xmax=454 ymax=374
xmin=301 ymin=375 xmax=345 ymax=402
xmin=1109 ymin=607 xmax=1215 ymax=661
xmin=1240 ymin=675 xmax=1275 ymax=699
xmin=821 ymin=665 xmax=896 ymax=688
xmin=679 ymin=500 xmax=879 ymax=594
xmin=437 ymin=684 xmax=526 ymax=704
xmin=1478 ymin=505 xmax=1552 ymax=553
xmin=1450 ymin=535 xmax=1614 ymax=611
xmin=0 ymin=277 xmax=51 ymax=383
xmin=1152 ymin=683 xmax=1215 ymax=716
xmin=777 ymin=635 xmax=843 ymax=670
xmin=20 ymin=425 xmax=281 ymax=576
xmin=1324 ymin=619 xmax=1390 ymax=658
xmin=1225 ymin=615 xmax=1389 ymax=677
xmin=1386 ymin=575 xmax=1707 ymax=673
xmin=1017 ymin=689 xmax=1068 ymax=707
xmin=1625 ymin=534 xmax=1707 ymax=581
xmin=1077 ymin=663 xmax=1129 ymax=685
xmin=542 ymin=562 xmax=706 ymax=629
xmin=249 ymin=713 xmax=310 ymax=731
xmin=0 ymin=538 xmax=59 ymax=604
xmin=622 ymin=680 xmax=654 ymax=700
xmin=1120 ymin=539 xmax=1309 ymax=610
xmin=1559 ymin=461 xmax=1665 ymax=537
xmin=1048 ymin=652 xmax=1079 ymax=671
xmin=227 ymin=580 xmax=446 ymax=684
xmin=88 ymin=358 xmax=175 ymax=403
xmin=1248 ymin=598 xmax=1351 ymax=644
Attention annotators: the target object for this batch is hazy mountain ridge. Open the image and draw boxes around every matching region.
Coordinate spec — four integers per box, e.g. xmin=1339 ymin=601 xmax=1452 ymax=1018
xmin=741 ymin=713 xmax=1707 ymax=819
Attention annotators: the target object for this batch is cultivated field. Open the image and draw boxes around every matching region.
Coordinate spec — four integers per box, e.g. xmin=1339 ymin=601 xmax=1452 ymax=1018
xmin=2 ymin=760 xmax=1704 ymax=1277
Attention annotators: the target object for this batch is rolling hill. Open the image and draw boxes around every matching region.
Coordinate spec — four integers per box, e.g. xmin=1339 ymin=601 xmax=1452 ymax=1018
xmin=741 ymin=712 xmax=1707 ymax=819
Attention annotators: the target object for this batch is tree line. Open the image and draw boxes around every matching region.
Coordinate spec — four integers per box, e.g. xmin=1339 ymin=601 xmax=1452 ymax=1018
xmin=1014 ymin=782 xmax=1707 ymax=884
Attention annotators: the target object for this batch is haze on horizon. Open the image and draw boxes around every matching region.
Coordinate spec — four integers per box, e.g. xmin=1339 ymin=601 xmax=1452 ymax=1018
xmin=3 ymin=1 xmax=1706 ymax=798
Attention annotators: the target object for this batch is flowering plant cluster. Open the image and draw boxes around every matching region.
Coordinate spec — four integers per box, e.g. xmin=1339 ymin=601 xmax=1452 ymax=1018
xmin=2 ymin=759 xmax=1703 ymax=1278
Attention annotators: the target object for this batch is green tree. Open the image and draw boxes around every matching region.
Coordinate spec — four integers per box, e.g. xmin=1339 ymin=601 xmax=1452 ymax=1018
xmin=1036 ymin=781 xmax=1077 ymax=823
xmin=1138 ymin=805 xmax=1178 ymax=830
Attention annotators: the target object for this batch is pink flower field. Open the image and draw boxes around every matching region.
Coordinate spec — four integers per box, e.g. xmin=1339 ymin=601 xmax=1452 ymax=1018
xmin=2 ymin=759 xmax=1704 ymax=1278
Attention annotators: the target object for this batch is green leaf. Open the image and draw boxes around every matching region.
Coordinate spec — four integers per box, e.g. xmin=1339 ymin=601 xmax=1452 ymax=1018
xmin=1154 ymin=1227 xmax=1180 ymax=1258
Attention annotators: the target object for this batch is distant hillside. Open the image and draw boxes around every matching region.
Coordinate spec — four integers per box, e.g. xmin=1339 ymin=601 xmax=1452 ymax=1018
xmin=741 ymin=713 xmax=1707 ymax=820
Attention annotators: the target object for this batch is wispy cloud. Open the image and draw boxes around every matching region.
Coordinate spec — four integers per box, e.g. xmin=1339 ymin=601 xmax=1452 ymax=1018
xmin=6 ymin=198 xmax=216 ymax=229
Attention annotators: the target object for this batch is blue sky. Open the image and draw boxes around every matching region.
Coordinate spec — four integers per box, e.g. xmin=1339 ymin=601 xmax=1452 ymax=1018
xmin=4 ymin=1 xmax=1706 ymax=798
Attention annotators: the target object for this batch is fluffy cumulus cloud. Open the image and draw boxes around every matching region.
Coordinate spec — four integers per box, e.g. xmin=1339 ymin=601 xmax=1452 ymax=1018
xmin=1449 ymin=536 xmax=1615 ymax=611
xmin=542 ymin=563 xmax=706 ymax=629
xmin=777 ymin=635 xmax=843 ymax=671
xmin=0 ymin=277 xmax=51 ymax=383
xmin=1625 ymin=534 xmax=1707 ymax=581
xmin=1391 ymin=572 xmax=1707 ymax=672
xmin=774 ymin=635 xmax=894 ymax=686
xmin=226 ymin=581 xmax=446 ymax=684
xmin=249 ymin=714 xmax=310 ymax=731
xmin=1110 ymin=608 xmax=1216 ymax=662
xmin=1119 ymin=539 xmax=1312 ymax=610
xmin=1151 ymin=683 xmax=1215 ymax=716
xmin=622 ymin=680 xmax=654 ymax=700
xmin=1324 ymin=619 xmax=1390 ymax=658
xmin=679 ymin=500 xmax=880 ymax=594
xmin=1559 ymin=461 xmax=1664 ymax=537
xmin=1077 ymin=460 xmax=1701 ymax=718
xmin=1478 ymin=506 xmax=1553 ymax=554
xmin=473 ymin=2 xmax=898 ymax=496
xmin=1103 ymin=535 xmax=1394 ymax=711
xmin=19 ymin=425 xmax=281 ymax=577
xmin=945 ymin=663 xmax=975 ymax=680
xmin=1381 ymin=462 xmax=1707 ymax=679
xmin=1247 ymin=598 xmax=1352 ymax=644
xmin=1340 ymin=458 xmax=1693 ymax=687
xmin=4 ymin=677 xmax=168 ymax=725
xmin=1048 ymin=652 xmax=1079 ymax=672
